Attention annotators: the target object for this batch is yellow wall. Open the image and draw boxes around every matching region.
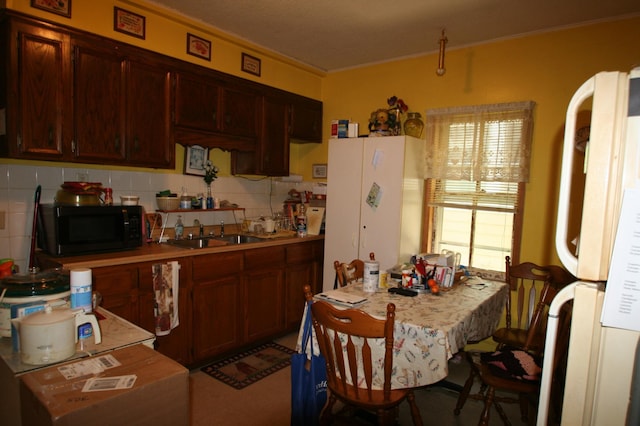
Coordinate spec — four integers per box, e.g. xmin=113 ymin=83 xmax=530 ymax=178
xmin=321 ymin=17 xmax=640 ymax=266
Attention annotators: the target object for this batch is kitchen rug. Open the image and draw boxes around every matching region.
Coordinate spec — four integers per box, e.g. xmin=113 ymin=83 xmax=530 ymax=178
xmin=201 ymin=342 xmax=296 ymax=390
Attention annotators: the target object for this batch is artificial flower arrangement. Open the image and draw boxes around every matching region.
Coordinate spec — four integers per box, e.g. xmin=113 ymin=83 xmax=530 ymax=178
xmin=368 ymin=96 xmax=409 ymax=136
xmin=203 ymin=160 xmax=219 ymax=185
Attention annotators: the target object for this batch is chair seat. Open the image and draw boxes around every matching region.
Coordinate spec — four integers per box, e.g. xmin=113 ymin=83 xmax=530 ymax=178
xmin=329 ymin=382 xmax=414 ymax=410
xmin=468 ymin=351 xmax=540 ymax=394
xmin=493 ymin=328 xmax=543 ymax=352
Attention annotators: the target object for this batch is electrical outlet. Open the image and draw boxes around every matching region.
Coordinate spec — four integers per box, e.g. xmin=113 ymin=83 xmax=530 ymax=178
xmin=0 ymin=211 xmax=5 ymax=230
xmin=76 ymin=172 xmax=88 ymax=182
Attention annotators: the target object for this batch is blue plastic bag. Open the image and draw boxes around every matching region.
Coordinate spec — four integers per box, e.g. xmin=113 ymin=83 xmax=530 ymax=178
xmin=291 ymin=301 xmax=327 ymax=426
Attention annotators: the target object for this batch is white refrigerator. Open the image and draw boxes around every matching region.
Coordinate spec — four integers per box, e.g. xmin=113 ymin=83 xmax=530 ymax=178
xmin=537 ymin=68 xmax=640 ymax=425
xmin=322 ymin=135 xmax=424 ymax=291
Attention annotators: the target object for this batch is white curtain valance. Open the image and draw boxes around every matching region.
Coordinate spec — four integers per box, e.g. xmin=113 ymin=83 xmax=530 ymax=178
xmin=424 ymin=101 xmax=535 ymax=182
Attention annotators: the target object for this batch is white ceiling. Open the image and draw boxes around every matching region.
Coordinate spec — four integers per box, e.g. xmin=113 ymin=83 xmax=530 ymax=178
xmin=147 ymin=0 xmax=640 ymax=72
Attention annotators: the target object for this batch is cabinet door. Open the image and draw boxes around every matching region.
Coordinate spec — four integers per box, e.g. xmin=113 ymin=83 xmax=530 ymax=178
xmin=126 ymin=58 xmax=173 ymax=168
xmin=192 ymin=252 xmax=243 ymax=361
xmin=174 ymin=71 xmax=221 ymax=132
xmin=243 ymin=269 xmax=284 ymax=341
xmin=193 ymin=275 xmax=241 ymax=360
xmin=8 ymin=20 xmax=70 ymax=159
xmin=138 ymin=260 xmax=191 ymax=365
xmin=220 ymin=85 xmax=260 ymax=140
xmin=290 ymin=97 xmax=322 ymax=142
xmin=231 ymin=95 xmax=289 ymax=176
xmin=243 ymin=246 xmax=285 ymax=341
xmin=92 ymin=265 xmax=138 ymax=324
xmin=285 ymin=242 xmax=323 ymax=329
xmin=72 ymin=39 xmax=126 ymax=163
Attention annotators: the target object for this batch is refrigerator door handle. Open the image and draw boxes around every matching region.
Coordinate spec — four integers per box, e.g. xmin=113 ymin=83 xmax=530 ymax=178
xmin=555 ymin=76 xmax=595 ymax=277
xmin=537 ymin=283 xmax=577 ymax=426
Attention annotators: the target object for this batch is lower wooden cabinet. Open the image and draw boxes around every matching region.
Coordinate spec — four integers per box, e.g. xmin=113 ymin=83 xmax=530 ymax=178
xmin=45 ymin=238 xmax=324 ymax=366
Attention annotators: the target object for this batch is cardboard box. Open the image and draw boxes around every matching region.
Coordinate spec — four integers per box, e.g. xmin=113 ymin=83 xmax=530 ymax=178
xmin=20 ymin=344 xmax=189 ymax=426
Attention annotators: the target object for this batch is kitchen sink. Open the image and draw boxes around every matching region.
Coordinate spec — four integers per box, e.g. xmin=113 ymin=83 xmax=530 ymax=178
xmin=213 ymin=234 xmax=263 ymax=245
xmin=165 ymin=237 xmax=214 ymax=249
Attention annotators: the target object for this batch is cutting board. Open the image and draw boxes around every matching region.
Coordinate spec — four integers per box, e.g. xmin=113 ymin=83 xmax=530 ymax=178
xmin=306 ymin=207 xmax=325 ymax=235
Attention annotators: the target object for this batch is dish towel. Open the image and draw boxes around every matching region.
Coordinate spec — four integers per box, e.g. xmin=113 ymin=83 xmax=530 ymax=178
xmin=152 ymin=261 xmax=180 ymax=336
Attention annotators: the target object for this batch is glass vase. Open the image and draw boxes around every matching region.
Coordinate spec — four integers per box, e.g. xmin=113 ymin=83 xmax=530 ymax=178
xmin=206 ymin=184 xmax=213 ymax=209
xmin=403 ymin=112 xmax=424 ymax=138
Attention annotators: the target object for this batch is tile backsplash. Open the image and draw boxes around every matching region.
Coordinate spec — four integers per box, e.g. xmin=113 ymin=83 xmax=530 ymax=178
xmin=0 ymin=163 xmax=312 ymax=273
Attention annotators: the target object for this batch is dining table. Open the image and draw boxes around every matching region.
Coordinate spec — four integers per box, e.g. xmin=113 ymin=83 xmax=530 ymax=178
xmin=297 ymin=277 xmax=508 ymax=390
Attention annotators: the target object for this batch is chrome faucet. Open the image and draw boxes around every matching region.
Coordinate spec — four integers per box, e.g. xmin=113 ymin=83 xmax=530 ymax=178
xmin=199 ymin=224 xmax=204 ymax=238
xmin=220 ymin=221 xmax=225 ymax=237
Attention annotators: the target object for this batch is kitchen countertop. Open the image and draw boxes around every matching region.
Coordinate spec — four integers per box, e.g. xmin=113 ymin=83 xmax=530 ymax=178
xmin=36 ymin=234 xmax=325 ymax=268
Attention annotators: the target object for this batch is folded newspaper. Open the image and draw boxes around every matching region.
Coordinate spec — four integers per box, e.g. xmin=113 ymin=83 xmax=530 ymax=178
xmin=316 ymin=289 xmax=368 ymax=307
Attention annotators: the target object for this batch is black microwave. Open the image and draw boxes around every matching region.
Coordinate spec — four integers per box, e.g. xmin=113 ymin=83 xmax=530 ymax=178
xmin=38 ymin=204 xmax=143 ymax=256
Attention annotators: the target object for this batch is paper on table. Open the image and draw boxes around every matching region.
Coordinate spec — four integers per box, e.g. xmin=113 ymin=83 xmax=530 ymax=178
xmin=316 ymin=289 xmax=368 ymax=307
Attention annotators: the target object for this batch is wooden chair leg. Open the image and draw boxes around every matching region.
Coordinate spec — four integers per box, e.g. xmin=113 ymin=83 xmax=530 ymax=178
xmin=406 ymin=391 xmax=424 ymax=426
xmin=479 ymin=386 xmax=496 ymax=426
xmin=494 ymin=401 xmax=512 ymax=426
xmin=320 ymin=393 xmax=337 ymax=425
xmin=455 ymin=356 xmax=478 ymax=415
xmin=518 ymin=393 xmax=529 ymax=422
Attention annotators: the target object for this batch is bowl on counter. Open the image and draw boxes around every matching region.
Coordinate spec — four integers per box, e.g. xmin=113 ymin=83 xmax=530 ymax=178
xmin=120 ymin=195 xmax=139 ymax=206
xmin=156 ymin=196 xmax=180 ymax=211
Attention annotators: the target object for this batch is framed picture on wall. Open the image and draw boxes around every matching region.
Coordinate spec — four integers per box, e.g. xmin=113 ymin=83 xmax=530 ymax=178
xmin=31 ymin=0 xmax=71 ymax=18
xmin=187 ymin=33 xmax=212 ymax=61
xmin=114 ymin=7 xmax=146 ymax=39
xmin=184 ymin=145 xmax=209 ymax=177
xmin=312 ymin=164 xmax=328 ymax=179
xmin=241 ymin=53 xmax=261 ymax=77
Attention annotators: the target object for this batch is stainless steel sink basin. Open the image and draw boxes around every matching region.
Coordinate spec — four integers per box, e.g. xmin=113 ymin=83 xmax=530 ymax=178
xmin=165 ymin=237 xmax=213 ymax=249
xmin=213 ymin=234 xmax=263 ymax=245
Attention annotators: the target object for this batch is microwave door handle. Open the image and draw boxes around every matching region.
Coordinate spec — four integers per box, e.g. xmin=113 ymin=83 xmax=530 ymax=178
xmin=122 ymin=209 xmax=130 ymax=245
xmin=555 ymin=75 xmax=594 ymax=276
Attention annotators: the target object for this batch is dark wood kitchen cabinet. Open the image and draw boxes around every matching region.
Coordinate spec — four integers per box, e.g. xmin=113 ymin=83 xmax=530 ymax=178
xmin=71 ymin=35 xmax=173 ymax=168
xmin=91 ymin=264 xmax=139 ymax=324
xmin=192 ymin=251 xmax=243 ymax=361
xmin=2 ymin=18 xmax=71 ymax=160
xmin=1 ymin=13 xmax=174 ymax=168
xmin=137 ymin=259 xmax=191 ymax=365
xmin=173 ymin=69 xmax=261 ymax=151
xmin=231 ymin=94 xmax=290 ymax=176
xmin=289 ymin=96 xmax=323 ymax=143
xmin=284 ymin=239 xmax=324 ymax=330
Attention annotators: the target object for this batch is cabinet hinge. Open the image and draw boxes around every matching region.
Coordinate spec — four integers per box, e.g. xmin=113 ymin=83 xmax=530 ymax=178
xmin=16 ymin=134 xmax=21 ymax=149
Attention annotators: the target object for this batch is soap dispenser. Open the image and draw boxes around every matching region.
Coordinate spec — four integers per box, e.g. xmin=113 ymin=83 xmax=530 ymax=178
xmin=175 ymin=215 xmax=184 ymax=240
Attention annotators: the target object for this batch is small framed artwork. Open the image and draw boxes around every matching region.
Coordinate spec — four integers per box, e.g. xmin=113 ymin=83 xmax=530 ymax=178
xmin=184 ymin=145 xmax=209 ymax=177
xmin=31 ymin=0 xmax=71 ymax=18
xmin=187 ymin=33 xmax=212 ymax=61
xmin=241 ymin=53 xmax=261 ymax=77
xmin=312 ymin=164 xmax=328 ymax=179
xmin=114 ymin=7 xmax=146 ymax=40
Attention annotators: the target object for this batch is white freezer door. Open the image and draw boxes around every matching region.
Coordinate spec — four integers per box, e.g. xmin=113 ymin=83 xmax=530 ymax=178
xmin=322 ymin=138 xmax=365 ymax=291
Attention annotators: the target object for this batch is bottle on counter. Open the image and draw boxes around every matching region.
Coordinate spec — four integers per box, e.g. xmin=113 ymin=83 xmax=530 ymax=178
xmin=296 ymin=204 xmax=307 ymax=237
xmin=175 ymin=215 xmax=184 ymax=240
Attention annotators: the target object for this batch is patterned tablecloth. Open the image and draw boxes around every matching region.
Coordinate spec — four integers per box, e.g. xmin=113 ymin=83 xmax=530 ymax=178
xmin=297 ymin=278 xmax=508 ymax=389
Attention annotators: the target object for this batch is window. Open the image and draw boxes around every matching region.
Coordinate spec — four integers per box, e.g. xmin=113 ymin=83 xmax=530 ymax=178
xmin=422 ymin=101 xmax=535 ymax=276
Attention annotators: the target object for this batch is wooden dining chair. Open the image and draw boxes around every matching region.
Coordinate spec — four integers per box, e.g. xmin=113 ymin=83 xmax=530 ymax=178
xmin=333 ymin=252 xmax=375 ymax=288
xmin=492 ymin=256 xmax=574 ymax=353
xmin=454 ymin=280 xmax=573 ymax=425
xmin=302 ymin=285 xmax=422 ymax=426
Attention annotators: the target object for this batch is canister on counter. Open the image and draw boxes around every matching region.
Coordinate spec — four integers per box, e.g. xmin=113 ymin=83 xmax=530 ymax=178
xmin=363 ymin=260 xmax=380 ymax=293
xmin=70 ymin=268 xmax=93 ymax=313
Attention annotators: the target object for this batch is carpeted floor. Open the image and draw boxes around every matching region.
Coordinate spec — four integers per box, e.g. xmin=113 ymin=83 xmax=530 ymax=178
xmin=189 ymin=333 xmax=533 ymax=425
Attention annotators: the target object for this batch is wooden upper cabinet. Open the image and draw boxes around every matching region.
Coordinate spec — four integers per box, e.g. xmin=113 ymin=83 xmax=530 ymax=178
xmin=174 ymin=71 xmax=221 ymax=132
xmin=72 ymin=38 xmax=126 ymax=163
xmin=231 ymin=94 xmax=289 ymax=176
xmin=125 ymin=58 xmax=172 ymax=168
xmin=173 ymin=70 xmax=260 ymax=150
xmin=289 ymin=97 xmax=323 ymax=143
xmin=4 ymin=19 xmax=71 ymax=160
